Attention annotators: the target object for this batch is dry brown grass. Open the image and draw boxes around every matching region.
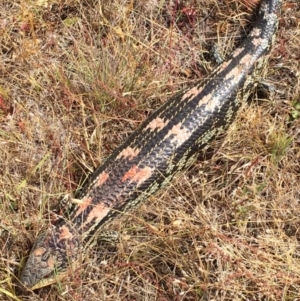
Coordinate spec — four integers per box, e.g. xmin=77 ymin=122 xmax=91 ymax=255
xmin=0 ymin=0 xmax=299 ymax=300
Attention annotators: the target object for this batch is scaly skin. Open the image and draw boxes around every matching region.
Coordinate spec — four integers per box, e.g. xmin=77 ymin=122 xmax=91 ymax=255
xmin=20 ymin=0 xmax=281 ymax=289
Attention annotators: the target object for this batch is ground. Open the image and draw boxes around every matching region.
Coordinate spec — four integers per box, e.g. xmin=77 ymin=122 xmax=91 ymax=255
xmin=0 ymin=0 xmax=299 ymax=300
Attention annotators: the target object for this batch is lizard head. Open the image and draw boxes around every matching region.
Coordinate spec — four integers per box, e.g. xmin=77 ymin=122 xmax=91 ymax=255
xmin=20 ymin=224 xmax=79 ymax=289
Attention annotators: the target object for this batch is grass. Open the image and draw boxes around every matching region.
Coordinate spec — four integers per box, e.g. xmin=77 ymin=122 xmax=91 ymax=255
xmin=0 ymin=0 xmax=300 ymax=300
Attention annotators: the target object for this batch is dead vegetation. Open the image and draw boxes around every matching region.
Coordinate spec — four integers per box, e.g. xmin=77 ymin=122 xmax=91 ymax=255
xmin=0 ymin=0 xmax=299 ymax=300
